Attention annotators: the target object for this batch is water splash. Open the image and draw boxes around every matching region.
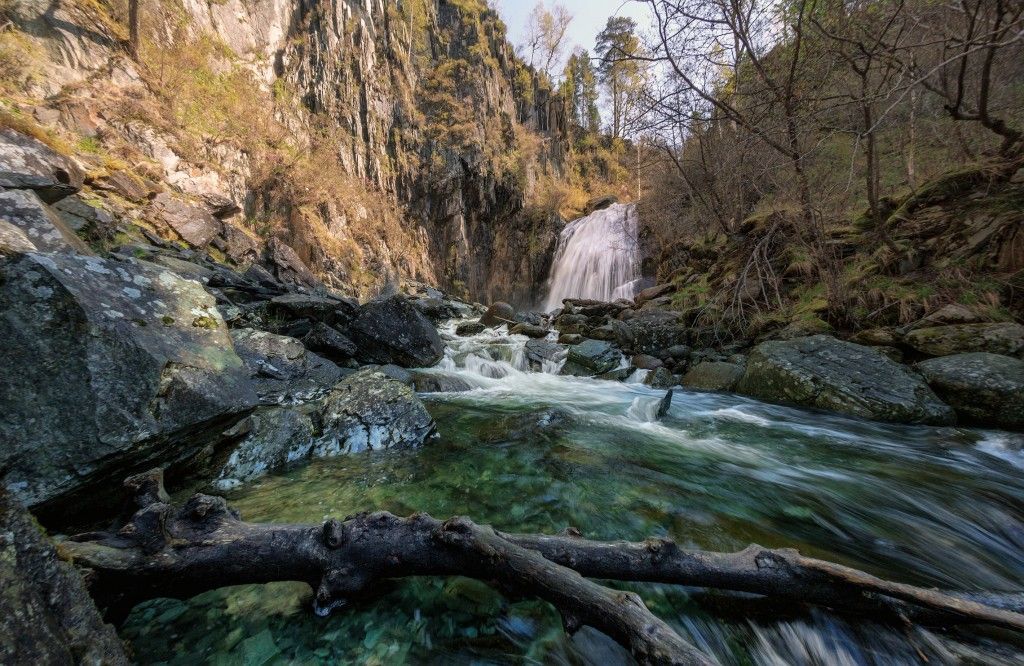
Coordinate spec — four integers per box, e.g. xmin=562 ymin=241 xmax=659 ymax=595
xmin=544 ymin=203 xmax=640 ymax=310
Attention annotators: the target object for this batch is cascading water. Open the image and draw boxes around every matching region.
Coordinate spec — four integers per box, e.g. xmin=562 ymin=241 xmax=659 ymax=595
xmin=543 ymin=202 xmax=642 ymax=310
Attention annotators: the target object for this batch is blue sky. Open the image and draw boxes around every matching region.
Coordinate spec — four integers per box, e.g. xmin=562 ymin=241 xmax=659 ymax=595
xmin=494 ymin=0 xmax=650 ymax=65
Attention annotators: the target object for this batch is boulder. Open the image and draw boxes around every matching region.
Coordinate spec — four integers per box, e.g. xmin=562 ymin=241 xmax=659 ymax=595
xmin=0 ymin=220 xmax=36 ymax=254
xmin=644 ymin=366 xmax=677 ymax=389
xmin=616 ymin=310 xmax=689 ymax=354
xmin=561 ymin=339 xmax=621 ymax=377
xmin=0 ymin=128 xmax=84 ymax=202
xmin=666 ymin=344 xmax=691 ymax=360
xmin=0 ymin=253 xmax=258 ymax=520
xmin=524 ymin=338 xmax=566 ymax=371
xmin=558 ymin=333 xmax=584 ymax=345
xmin=656 ymin=389 xmax=673 ymax=419
xmin=596 ymin=367 xmax=632 ymax=381
xmin=265 ymin=238 xmax=319 ymax=288
xmin=916 ymin=303 xmax=985 ymax=328
xmin=510 ymin=322 xmax=549 ymax=338
xmin=0 ymin=492 xmax=129 ymax=664
xmin=149 ymin=192 xmax=222 ymax=248
xmin=230 ymin=328 xmax=344 ymax=405
xmin=349 ymin=294 xmax=445 ymax=367
xmin=584 ymin=194 xmax=618 ymax=214
xmin=94 ymin=169 xmax=149 ymax=202
xmin=0 ymin=188 xmax=90 ymax=253
xmin=52 ymin=194 xmax=115 ymax=233
xmin=455 ymin=320 xmax=486 ymax=336
xmin=682 ymin=361 xmax=745 ymax=392
xmin=266 ymin=292 xmax=356 ymax=327
xmin=481 ymin=301 xmax=515 ymax=327
xmin=917 ymin=353 xmax=1024 ymax=430
xmin=774 ymin=317 xmax=833 ymax=340
xmin=635 ymin=283 xmax=674 ymax=305
xmin=214 ymin=370 xmax=434 ymax=488
xmin=410 ymin=296 xmax=464 ymax=323
xmin=848 ymin=328 xmax=899 ymax=346
xmin=302 ymin=322 xmax=358 ymax=363
xmin=631 ymin=354 xmax=663 ymax=370
xmin=904 ymin=322 xmax=1024 ymax=358
xmin=412 ymin=372 xmax=474 ymax=393
xmin=214 ymin=223 xmax=260 ymax=265
xmin=735 ymin=335 xmax=954 ymax=425
xmin=553 ymin=312 xmax=588 ymax=335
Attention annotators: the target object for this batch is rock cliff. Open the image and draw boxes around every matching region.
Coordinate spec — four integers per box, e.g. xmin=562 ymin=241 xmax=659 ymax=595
xmin=4 ymin=0 xmax=568 ymax=304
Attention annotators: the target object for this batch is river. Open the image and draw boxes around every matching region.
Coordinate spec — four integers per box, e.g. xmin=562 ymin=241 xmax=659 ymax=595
xmin=123 ymin=322 xmax=1024 ymax=664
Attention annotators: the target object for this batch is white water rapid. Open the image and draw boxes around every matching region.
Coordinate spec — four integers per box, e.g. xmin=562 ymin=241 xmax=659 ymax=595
xmin=543 ymin=202 xmax=642 ymax=311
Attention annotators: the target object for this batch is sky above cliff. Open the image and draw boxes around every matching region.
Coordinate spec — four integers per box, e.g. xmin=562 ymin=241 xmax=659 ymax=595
xmin=495 ymin=0 xmax=650 ymax=69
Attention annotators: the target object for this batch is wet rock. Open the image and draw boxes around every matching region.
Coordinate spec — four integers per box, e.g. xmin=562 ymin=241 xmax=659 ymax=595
xmin=231 ymin=328 xmax=344 ymax=405
xmin=349 ymin=294 xmax=445 ymax=368
xmin=455 ymin=320 xmax=486 ymax=336
xmin=917 ymin=353 xmax=1024 ymax=430
xmin=558 ymin=333 xmax=584 ymax=345
xmin=0 ymin=492 xmax=129 ymax=664
xmin=149 ymin=192 xmax=222 ymax=248
xmin=510 ymin=322 xmax=549 ymax=338
xmin=524 ymin=338 xmax=566 ymax=370
xmin=481 ymin=301 xmax=515 ymax=327
xmin=588 ymin=324 xmax=618 ymax=341
xmin=303 ymin=322 xmax=358 ymax=363
xmin=374 ymin=364 xmax=414 ymax=385
xmin=0 ymin=189 xmax=90 ymax=253
xmin=644 ymin=366 xmax=677 ymax=389
xmin=904 ymin=322 xmax=1024 ymax=358
xmin=682 ymin=361 xmax=744 ymax=392
xmin=656 ymin=389 xmax=673 ymax=419
xmin=631 ymin=354 xmax=663 ymax=370
xmin=0 ymin=128 xmax=84 ymax=202
xmin=596 ymin=367 xmax=632 ymax=381
xmin=584 ymin=194 xmax=618 ymax=214
xmin=412 ymin=372 xmax=474 ymax=393
xmin=0 ymin=253 xmax=257 ymax=519
xmin=215 ymin=370 xmax=435 ymax=487
xmin=561 ymin=339 xmax=621 ymax=377
xmin=514 ymin=311 xmax=547 ymax=326
xmin=735 ymin=335 xmax=954 ymax=425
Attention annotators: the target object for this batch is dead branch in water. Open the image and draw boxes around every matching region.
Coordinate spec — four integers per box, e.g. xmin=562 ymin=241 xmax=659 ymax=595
xmin=64 ymin=470 xmax=1024 ymax=665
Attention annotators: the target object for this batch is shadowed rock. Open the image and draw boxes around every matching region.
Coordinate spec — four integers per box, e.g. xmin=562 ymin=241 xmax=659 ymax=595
xmin=349 ymin=294 xmax=444 ymax=368
xmin=0 ymin=128 xmax=84 ymax=202
xmin=917 ymin=352 xmax=1024 ymax=430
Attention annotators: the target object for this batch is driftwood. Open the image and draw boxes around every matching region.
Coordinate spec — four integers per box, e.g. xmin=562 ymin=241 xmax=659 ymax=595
xmin=64 ymin=470 xmax=1024 ymax=666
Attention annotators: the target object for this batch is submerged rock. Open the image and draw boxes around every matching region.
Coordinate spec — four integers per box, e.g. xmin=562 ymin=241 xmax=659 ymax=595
xmin=0 ymin=492 xmax=128 ymax=664
xmin=682 ymin=361 xmax=744 ymax=392
xmin=917 ymin=353 xmax=1024 ymax=430
xmin=904 ymin=322 xmax=1024 ymax=358
xmin=561 ymin=339 xmax=620 ymax=376
xmin=0 ymin=253 xmax=257 ymax=519
xmin=215 ymin=370 xmax=435 ymax=488
xmin=735 ymin=335 xmax=954 ymax=425
xmin=0 ymin=128 xmax=84 ymax=202
xmin=349 ymin=294 xmax=444 ymax=368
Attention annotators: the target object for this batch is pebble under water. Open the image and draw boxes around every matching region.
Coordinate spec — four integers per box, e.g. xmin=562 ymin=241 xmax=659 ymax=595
xmin=122 ymin=323 xmax=1024 ymax=665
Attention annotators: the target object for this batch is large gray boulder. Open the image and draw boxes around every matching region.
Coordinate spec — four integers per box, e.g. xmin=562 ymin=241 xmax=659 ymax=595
xmin=0 ymin=188 xmax=90 ymax=253
xmin=524 ymin=338 xmax=566 ymax=371
xmin=615 ymin=309 xmax=689 ymax=354
xmin=0 ymin=253 xmax=258 ymax=520
xmin=0 ymin=492 xmax=129 ymax=664
xmin=561 ymin=339 xmax=621 ymax=376
xmin=917 ymin=353 xmax=1024 ymax=430
xmin=230 ymin=328 xmax=345 ymax=405
xmin=904 ymin=322 xmax=1024 ymax=358
xmin=682 ymin=361 xmax=745 ymax=392
xmin=214 ymin=369 xmax=434 ymax=488
xmin=0 ymin=128 xmax=84 ymax=202
xmin=735 ymin=335 xmax=954 ymax=425
xmin=481 ymin=301 xmax=515 ymax=327
xmin=148 ymin=192 xmax=222 ymax=248
xmin=349 ymin=294 xmax=444 ymax=368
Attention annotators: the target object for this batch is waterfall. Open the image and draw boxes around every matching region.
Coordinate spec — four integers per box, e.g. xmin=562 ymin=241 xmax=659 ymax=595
xmin=543 ymin=203 xmax=641 ymax=311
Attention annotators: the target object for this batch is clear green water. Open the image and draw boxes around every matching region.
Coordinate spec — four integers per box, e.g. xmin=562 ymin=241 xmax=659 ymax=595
xmin=122 ymin=329 xmax=1024 ymax=665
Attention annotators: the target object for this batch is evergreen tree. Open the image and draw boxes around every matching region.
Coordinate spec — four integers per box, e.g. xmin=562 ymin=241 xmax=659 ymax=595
xmin=562 ymin=49 xmax=600 ymax=135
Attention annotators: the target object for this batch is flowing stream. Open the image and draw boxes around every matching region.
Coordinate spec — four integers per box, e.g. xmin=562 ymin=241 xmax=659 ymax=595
xmin=123 ymin=324 xmax=1024 ymax=665
xmin=543 ymin=203 xmax=643 ymax=310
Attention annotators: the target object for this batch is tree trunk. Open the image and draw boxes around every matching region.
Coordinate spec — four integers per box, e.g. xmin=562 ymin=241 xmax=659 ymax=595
xmin=65 ymin=471 xmax=1024 ymax=663
xmin=128 ymin=0 xmax=140 ymax=59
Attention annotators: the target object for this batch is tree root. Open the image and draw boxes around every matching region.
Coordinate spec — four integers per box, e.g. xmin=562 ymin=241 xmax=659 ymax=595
xmin=64 ymin=470 xmax=1024 ymax=665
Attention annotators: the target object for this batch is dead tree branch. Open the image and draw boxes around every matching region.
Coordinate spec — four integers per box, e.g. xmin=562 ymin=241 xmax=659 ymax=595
xmin=64 ymin=471 xmax=1024 ymax=664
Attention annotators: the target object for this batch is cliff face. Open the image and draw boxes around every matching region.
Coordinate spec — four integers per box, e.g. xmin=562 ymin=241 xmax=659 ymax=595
xmin=5 ymin=0 xmax=567 ymax=305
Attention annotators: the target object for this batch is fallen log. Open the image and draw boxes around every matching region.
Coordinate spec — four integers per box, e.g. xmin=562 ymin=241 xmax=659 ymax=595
xmin=63 ymin=470 xmax=1024 ymax=664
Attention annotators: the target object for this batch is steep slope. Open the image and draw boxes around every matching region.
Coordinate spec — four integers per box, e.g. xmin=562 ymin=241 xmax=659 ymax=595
xmin=2 ymin=0 xmax=567 ymax=303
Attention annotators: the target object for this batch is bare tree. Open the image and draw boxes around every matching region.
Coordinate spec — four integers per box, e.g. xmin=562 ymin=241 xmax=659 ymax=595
xmin=518 ymin=2 xmax=573 ymax=81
